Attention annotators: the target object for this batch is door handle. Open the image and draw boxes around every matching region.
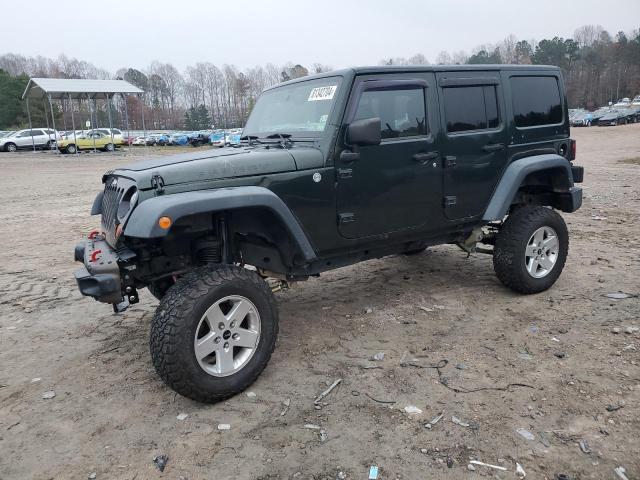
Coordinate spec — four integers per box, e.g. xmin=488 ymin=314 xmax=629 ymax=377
xmin=413 ymin=151 xmax=439 ymax=164
xmin=482 ymin=143 xmax=505 ymax=152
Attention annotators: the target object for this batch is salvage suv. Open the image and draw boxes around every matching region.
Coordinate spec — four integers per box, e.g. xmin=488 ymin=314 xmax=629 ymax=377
xmin=74 ymin=65 xmax=583 ymax=403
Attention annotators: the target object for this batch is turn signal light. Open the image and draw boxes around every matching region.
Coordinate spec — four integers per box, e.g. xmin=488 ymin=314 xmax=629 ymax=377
xmin=158 ymin=216 xmax=172 ymax=229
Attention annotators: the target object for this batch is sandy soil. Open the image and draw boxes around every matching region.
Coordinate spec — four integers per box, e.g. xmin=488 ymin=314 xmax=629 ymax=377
xmin=0 ymin=128 xmax=639 ymax=480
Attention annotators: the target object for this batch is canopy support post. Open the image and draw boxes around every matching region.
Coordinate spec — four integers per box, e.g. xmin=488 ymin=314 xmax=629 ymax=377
xmin=26 ymin=97 xmax=36 ymax=152
xmin=87 ymin=94 xmax=97 ymax=153
xmin=47 ymin=94 xmax=59 ymax=154
xmin=69 ymin=93 xmax=78 ymax=155
xmin=140 ymin=93 xmax=147 ymax=150
xmin=107 ymin=94 xmax=115 ymax=154
xmin=122 ymin=94 xmax=130 ymax=150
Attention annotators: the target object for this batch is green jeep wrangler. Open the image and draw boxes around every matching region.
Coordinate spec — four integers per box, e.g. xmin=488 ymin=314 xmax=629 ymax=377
xmin=74 ymin=65 xmax=583 ymax=403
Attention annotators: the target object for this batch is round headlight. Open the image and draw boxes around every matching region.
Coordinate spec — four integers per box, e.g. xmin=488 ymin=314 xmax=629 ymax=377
xmin=117 ymin=186 xmax=138 ymax=221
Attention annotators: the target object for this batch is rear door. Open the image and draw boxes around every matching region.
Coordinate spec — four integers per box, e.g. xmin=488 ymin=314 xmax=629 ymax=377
xmin=336 ymin=73 xmax=443 ymax=238
xmin=436 ymin=72 xmax=508 ymax=219
xmin=16 ymin=129 xmax=43 ymax=147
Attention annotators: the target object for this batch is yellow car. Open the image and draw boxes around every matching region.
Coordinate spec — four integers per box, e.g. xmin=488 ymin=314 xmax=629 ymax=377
xmin=58 ymin=132 xmax=117 ymax=154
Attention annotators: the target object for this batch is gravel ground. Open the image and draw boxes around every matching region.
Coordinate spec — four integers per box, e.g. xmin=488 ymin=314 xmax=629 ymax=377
xmin=0 ymin=126 xmax=639 ymax=480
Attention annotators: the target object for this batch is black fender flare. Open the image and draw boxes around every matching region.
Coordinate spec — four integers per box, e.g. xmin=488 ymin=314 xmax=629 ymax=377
xmin=124 ymin=186 xmax=317 ymax=261
xmin=483 ymin=154 xmax=575 ymax=221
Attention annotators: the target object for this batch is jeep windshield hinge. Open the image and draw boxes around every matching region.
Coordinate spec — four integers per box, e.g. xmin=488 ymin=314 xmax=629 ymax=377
xmin=151 ymin=173 xmax=165 ymax=195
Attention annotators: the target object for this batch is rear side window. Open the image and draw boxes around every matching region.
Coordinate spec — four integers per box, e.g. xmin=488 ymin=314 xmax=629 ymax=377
xmin=511 ymin=76 xmax=562 ymax=127
xmin=354 ymin=88 xmax=427 ymax=139
xmin=443 ymin=86 xmax=499 ymax=133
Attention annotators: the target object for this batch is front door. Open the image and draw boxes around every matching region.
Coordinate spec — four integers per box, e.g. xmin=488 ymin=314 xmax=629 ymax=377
xmin=436 ymin=72 xmax=508 ymax=219
xmin=336 ymin=74 xmax=442 ymax=239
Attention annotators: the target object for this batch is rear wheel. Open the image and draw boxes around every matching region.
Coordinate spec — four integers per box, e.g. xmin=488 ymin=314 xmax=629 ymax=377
xmin=150 ymin=265 xmax=279 ymax=403
xmin=65 ymin=144 xmax=77 ymax=154
xmin=493 ymin=206 xmax=568 ymax=294
xmin=105 ymin=143 xmax=114 ymax=152
xmin=5 ymin=143 xmax=17 ymax=152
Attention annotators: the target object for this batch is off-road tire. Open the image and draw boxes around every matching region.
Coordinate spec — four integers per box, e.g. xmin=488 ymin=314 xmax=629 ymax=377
xmin=493 ymin=206 xmax=568 ymax=294
xmin=150 ymin=264 xmax=279 ymax=403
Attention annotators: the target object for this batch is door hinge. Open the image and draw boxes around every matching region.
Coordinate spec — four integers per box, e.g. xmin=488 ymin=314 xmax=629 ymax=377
xmin=151 ymin=173 xmax=165 ymax=195
xmin=443 ymin=195 xmax=457 ymax=207
xmin=338 ymin=213 xmax=355 ymax=224
xmin=337 ymin=168 xmax=353 ymax=179
xmin=444 ymin=155 xmax=457 ymax=168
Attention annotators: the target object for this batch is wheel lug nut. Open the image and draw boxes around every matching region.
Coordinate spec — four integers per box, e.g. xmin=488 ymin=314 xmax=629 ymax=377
xmin=224 ymin=342 xmax=229 ymax=349
xmin=218 ymin=322 xmax=225 ymax=330
xmin=232 ymin=333 xmax=239 ymax=340
xmin=230 ymin=321 xmax=235 ymax=328
xmin=214 ymin=337 xmax=221 ymax=344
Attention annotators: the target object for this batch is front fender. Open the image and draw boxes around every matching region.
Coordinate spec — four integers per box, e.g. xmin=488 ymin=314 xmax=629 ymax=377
xmin=123 ymin=186 xmax=317 ymax=261
xmin=483 ymin=154 xmax=575 ymax=221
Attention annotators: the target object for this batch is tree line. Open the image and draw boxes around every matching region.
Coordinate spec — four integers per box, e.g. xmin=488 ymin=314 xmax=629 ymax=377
xmin=0 ymin=24 xmax=638 ymax=130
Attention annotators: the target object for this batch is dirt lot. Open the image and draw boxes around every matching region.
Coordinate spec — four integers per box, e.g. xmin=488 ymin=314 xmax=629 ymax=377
xmin=0 ymin=126 xmax=639 ymax=480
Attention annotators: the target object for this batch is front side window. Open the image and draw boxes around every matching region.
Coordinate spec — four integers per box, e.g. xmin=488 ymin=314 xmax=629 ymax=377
xmin=443 ymin=86 xmax=499 ymax=133
xmin=243 ymin=77 xmax=342 ymax=138
xmin=354 ymin=88 xmax=427 ymax=139
xmin=511 ymin=76 xmax=562 ymax=127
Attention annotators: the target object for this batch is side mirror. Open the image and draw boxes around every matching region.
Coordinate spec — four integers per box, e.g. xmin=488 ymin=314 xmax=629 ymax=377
xmin=347 ymin=117 xmax=381 ymax=147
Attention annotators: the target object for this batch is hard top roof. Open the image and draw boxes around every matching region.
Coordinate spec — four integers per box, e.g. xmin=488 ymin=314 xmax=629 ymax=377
xmin=269 ymin=64 xmax=560 ymax=90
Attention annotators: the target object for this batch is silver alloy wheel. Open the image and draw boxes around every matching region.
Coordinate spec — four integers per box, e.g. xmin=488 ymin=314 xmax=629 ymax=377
xmin=106 ymin=143 xmax=114 ymax=151
xmin=525 ymin=226 xmax=559 ymax=278
xmin=193 ymin=295 xmax=261 ymax=377
xmin=6 ymin=143 xmax=16 ymax=152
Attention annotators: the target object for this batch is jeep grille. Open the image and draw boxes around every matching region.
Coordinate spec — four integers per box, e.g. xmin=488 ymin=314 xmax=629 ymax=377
xmin=101 ymin=176 xmax=136 ymax=246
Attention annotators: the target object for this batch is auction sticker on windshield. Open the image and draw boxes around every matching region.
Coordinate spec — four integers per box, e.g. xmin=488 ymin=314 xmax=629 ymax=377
xmin=308 ymin=85 xmax=337 ymax=101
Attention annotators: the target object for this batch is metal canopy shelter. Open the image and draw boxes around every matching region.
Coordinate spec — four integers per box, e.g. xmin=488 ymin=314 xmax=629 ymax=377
xmin=21 ymin=78 xmax=144 ymax=154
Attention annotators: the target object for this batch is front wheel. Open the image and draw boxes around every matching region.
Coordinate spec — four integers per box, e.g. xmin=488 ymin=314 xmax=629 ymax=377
xmin=105 ymin=143 xmax=114 ymax=152
xmin=5 ymin=143 xmax=17 ymax=152
xmin=493 ymin=206 xmax=569 ymax=294
xmin=65 ymin=144 xmax=77 ymax=154
xmin=150 ymin=265 xmax=279 ymax=403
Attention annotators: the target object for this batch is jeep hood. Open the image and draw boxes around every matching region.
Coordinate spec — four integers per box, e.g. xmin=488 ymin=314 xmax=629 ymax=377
xmin=110 ymin=146 xmax=323 ymax=188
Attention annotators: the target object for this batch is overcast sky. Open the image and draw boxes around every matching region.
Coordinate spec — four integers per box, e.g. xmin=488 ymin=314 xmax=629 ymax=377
xmin=2 ymin=0 xmax=639 ymax=72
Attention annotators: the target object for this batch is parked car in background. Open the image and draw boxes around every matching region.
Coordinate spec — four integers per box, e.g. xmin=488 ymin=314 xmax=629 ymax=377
xmin=0 ymin=128 xmax=59 ymax=152
xmin=225 ymin=129 xmax=242 ymax=147
xmin=632 ymin=95 xmax=640 ymax=106
xmin=597 ymin=109 xmax=627 ymax=126
xmin=58 ymin=131 xmax=117 ymax=153
xmin=168 ymin=133 xmax=189 ymax=146
xmin=188 ymin=131 xmax=211 ymax=147
xmin=591 ymin=107 xmax=612 ymax=123
xmin=89 ymin=128 xmax=126 ymax=146
xmin=619 ymin=107 xmax=640 ymax=124
xmin=613 ymin=98 xmax=631 ymax=108
xmin=570 ymin=111 xmax=594 ymax=127
xmin=210 ymin=131 xmax=226 ymax=147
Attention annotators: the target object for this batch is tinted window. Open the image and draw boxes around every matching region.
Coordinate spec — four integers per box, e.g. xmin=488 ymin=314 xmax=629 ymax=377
xmin=20 ymin=129 xmax=43 ymax=137
xmin=443 ymin=86 xmax=499 ymax=133
xmin=354 ymin=88 xmax=427 ymax=139
xmin=511 ymin=76 xmax=562 ymax=127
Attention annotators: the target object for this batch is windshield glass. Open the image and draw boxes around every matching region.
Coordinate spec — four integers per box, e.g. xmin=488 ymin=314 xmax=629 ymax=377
xmin=243 ymin=76 xmax=342 ymax=138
